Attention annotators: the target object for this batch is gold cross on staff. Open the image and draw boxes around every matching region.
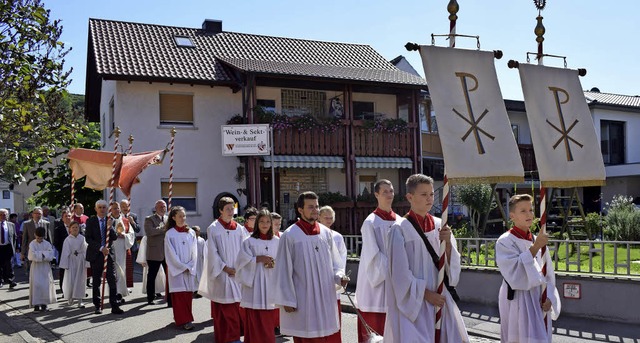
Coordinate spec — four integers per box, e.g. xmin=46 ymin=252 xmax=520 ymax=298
xmin=546 ymin=87 xmax=584 ymax=161
xmin=452 ymin=72 xmax=495 ymax=154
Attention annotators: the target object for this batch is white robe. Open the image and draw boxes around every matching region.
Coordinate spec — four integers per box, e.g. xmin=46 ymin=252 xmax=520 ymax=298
xmin=198 ymin=220 xmax=249 ymax=303
xmin=384 ymin=217 xmax=469 ymax=343
xmin=272 ymin=223 xmax=345 ymax=338
xmin=111 ymin=216 xmax=135 ymax=296
xmin=136 ymin=236 xmax=165 ymax=294
xmin=59 ymin=234 xmax=88 ymax=300
xmin=355 ymin=212 xmax=400 ymax=312
xmin=496 ymin=232 xmax=561 ymax=343
xmin=28 ymin=240 xmax=56 ymax=307
xmin=196 ymin=236 xmax=205 ymax=284
xmin=235 ymin=236 xmax=280 ymax=309
xmin=331 ymin=230 xmax=347 ymax=299
xmin=164 ymin=228 xmax=198 ymax=293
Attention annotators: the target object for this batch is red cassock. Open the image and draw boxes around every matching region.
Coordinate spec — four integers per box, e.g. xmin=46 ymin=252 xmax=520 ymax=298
xmin=357 ymin=311 xmax=386 ymax=343
xmin=211 ymin=302 xmax=242 ymax=343
xmin=171 ymin=292 xmax=194 ymax=326
xmin=244 ymin=308 xmax=275 ymax=343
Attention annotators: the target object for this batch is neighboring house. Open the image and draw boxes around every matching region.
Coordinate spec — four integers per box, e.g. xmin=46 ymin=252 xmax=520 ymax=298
xmin=85 ymin=19 xmax=427 ymax=233
xmin=0 ymin=179 xmax=32 ymax=215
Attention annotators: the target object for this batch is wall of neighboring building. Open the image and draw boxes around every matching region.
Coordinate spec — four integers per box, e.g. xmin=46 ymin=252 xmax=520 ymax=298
xmin=591 ymin=107 xmax=640 ymax=166
xmin=101 ymin=80 xmax=243 ymax=229
xmin=507 ymin=110 xmax=531 ymax=144
xmin=278 ymin=168 xmax=329 ymax=224
xmin=352 ymin=93 xmax=397 ymax=118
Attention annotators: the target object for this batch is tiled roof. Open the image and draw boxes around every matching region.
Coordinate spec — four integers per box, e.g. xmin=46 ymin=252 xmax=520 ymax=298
xmin=88 ymin=19 xmax=427 ymax=87
xmin=584 ymin=90 xmax=640 ymax=109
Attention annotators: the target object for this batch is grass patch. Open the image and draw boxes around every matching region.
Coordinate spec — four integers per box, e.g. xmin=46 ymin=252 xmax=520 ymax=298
xmin=460 ymin=241 xmax=640 ymax=276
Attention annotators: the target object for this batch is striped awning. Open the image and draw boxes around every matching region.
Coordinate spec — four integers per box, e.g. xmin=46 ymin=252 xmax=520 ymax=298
xmin=262 ymin=155 xmax=344 ymax=169
xmin=355 ymin=157 xmax=413 ymax=169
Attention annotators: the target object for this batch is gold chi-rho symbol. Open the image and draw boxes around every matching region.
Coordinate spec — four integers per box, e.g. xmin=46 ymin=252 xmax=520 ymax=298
xmin=546 ymin=87 xmax=583 ymax=161
xmin=452 ymin=72 xmax=495 ymax=154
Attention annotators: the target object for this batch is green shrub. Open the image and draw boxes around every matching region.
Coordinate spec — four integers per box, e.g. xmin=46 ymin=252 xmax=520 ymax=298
xmin=317 ymin=192 xmax=351 ymax=206
xmin=605 ymin=194 xmax=640 ymax=241
xmin=584 ymin=212 xmax=605 ymax=239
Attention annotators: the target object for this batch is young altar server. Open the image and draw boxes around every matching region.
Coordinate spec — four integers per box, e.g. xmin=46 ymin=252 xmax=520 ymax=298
xmin=272 ymin=191 xmax=348 ymax=342
xmin=164 ymin=206 xmax=198 ymax=330
xmin=384 ymin=174 xmax=469 ymax=342
xmin=235 ymin=209 xmax=280 ymax=343
xmin=199 ymin=197 xmax=249 ymax=343
xmin=136 ymin=235 xmax=166 ymax=297
xmin=59 ymin=221 xmax=88 ymax=308
xmin=193 ymin=225 xmax=205 ymax=297
xmin=28 ymin=227 xmax=56 ymax=311
xmin=496 ymin=194 xmax=561 ymax=343
xmin=355 ymin=179 xmax=401 ymax=342
xmin=108 ymin=201 xmax=135 ymax=303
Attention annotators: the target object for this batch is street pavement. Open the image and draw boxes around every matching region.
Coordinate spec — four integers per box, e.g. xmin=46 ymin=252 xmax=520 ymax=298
xmin=0 ymin=262 xmax=638 ymax=342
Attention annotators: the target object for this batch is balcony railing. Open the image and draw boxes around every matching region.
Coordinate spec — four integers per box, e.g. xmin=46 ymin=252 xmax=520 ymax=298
xmin=352 ymin=124 xmax=415 ymax=157
xmin=272 ymin=124 xmax=346 ymax=155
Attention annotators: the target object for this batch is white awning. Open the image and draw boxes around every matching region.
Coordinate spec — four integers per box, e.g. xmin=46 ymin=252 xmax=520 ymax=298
xmin=262 ymin=155 xmax=344 ymax=169
xmin=355 ymin=157 xmax=413 ymax=169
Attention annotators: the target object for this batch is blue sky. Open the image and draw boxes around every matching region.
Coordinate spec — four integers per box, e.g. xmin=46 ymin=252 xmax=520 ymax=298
xmin=46 ymin=0 xmax=639 ymax=100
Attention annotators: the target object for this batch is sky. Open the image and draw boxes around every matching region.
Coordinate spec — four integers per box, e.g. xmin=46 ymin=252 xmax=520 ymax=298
xmin=45 ymin=0 xmax=639 ymax=101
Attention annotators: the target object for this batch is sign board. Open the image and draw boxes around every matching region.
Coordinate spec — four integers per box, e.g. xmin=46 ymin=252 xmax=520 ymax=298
xmin=563 ymin=282 xmax=581 ymax=299
xmin=221 ymin=124 xmax=270 ymax=156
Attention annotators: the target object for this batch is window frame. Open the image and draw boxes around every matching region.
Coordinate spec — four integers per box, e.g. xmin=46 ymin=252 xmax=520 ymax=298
xmin=161 ymin=180 xmax=198 ymax=213
xmin=159 ymin=92 xmax=195 ymax=126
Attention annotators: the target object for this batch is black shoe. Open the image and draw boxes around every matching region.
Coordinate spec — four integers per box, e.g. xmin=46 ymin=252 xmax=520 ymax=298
xmin=94 ymin=308 xmax=102 ymax=314
xmin=275 ymin=327 xmax=282 ymax=337
xmin=34 ymin=305 xmax=40 ymax=312
xmin=182 ymin=322 xmax=195 ymax=331
xmin=111 ymin=307 xmax=124 ymax=315
xmin=155 ymin=293 xmax=162 ymax=299
xmin=147 ymin=299 xmax=155 ymax=305
xmin=41 ymin=305 xmax=49 ymax=311
xmin=9 ymin=282 xmax=17 ymax=289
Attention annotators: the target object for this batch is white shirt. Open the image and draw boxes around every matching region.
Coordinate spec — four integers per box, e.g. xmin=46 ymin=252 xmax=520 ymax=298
xmin=165 ymin=228 xmax=198 ymax=293
xmin=235 ymin=235 xmax=280 ymax=309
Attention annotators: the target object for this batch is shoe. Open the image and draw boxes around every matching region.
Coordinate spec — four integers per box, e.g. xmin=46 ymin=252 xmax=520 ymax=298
xmin=275 ymin=327 xmax=282 ymax=337
xmin=68 ymin=298 xmax=74 ymax=306
xmin=193 ymin=292 xmax=202 ymax=299
xmin=42 ymin=305 xmax=49 ymax=311
xmin=9 ymin=282 xmax=16 ymax=289
xmin=94 ymin=308 xmax=102 ymax=314
xmin=119 ymin=298 xmax=126 ymax=304
xmin=182 ymin=322 xmax=195 ymax=331
xmin=0 ymin=283 xmax=4 ymax=288
xmin=34 ymin=305 xmax=40 ymax=312
xmin=78 ymin=301 xmax=85 ymax=309
xmin=111 ymin=307 xmax=124 ymax=315
xmin=147 ymin=300 xmax=155 ymax=305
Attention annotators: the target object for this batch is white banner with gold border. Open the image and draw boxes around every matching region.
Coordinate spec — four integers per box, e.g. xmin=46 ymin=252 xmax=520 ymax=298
xmin=518 ymin=64 xmax=605 ymax=187
xmin=419 ymin=45 xmax=524 ymax=184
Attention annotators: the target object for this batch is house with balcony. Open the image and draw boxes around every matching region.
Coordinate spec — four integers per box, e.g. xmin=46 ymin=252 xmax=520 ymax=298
xmin=85 ymin=18 xmax=426 ymax=232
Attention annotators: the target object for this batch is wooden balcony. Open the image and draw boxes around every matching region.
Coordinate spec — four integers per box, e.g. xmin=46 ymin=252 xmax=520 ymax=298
xmin=519 ymin=144 xmax=537 ymax=173
xmin=352 ymin=123 xmax=416 ymax=157
xmin=272 ymin=124 xmax=346 ymax=155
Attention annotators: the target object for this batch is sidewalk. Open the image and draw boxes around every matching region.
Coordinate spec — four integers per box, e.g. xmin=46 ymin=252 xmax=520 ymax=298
xmin=340 ymin=289 xmax=640 ymax=342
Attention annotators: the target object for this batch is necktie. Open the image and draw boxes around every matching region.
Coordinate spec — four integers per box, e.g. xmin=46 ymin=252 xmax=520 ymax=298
xmin=1 ymin=222 xmax=5 ymax=244
xmin=100 ymin=218 xmax=106 ymax=246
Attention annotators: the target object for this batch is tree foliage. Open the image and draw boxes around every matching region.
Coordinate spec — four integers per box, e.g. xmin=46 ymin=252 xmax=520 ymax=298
xmin=454 ymin=183 xmax=496 ymax=237
xmin=28 ymin=94 xmax=102 ymax=212
xmin=0 ymin=0 xmax=76 ymax=183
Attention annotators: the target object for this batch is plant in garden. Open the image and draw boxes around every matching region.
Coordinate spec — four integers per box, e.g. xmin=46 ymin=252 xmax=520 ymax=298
xmin=454 ymin=183 xmax=496 ymax=237
xmin=604 ymin=194 xmax=640 ymax=241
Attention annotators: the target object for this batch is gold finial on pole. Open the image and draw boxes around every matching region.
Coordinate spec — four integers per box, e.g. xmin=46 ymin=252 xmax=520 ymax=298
xmin=535 ymin=14 xmax=545 ymax=64
xmin=447 ymin=0 xmax=459 ymax=48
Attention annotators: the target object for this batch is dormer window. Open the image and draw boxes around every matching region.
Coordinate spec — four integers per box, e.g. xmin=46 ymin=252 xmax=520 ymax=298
xmin=174 ymin=36 xmax=194 ymax=47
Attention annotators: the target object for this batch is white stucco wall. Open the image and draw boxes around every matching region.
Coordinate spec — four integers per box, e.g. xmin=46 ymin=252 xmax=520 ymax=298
xmin=100 ymin=80 xmax=244 ymax=229
xmin=507 ymin=110 xmax=531 ymax=144
xmin=352 ymin=93 xmax=397 ymax=118
xmin=591 ymin=108 xmax=640 ymax=165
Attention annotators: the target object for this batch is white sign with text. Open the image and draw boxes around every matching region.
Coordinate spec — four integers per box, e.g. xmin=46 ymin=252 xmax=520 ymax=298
xmin=221 ymin=124 xmax=270 ymax=156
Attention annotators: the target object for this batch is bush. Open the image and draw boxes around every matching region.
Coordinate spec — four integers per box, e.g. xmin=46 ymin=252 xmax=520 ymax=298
xmin=317 ymin=192 xmax=351 ymax=206
xmin=584 ymin=212 xmax=605 ymax=239
xmin=605 ymin=194 xmax=640 ymax=241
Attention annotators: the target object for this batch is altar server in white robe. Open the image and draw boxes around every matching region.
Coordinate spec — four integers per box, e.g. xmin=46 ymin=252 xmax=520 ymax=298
xmin=193 ymin=226 xmax=205 ymax=286
xmin=164 ymin=206 xmax=198 ymax=330
xmin=136 ymin=235 xmax=166 ymax=295
xmin=59 ymin=221 xmax=88 ymax=308
xmin=384 ymin=174 xmax=469 ymax=343
xmin=236 ymin=209 xmax=280 ymax=343
xmin=28 ymin=227 xmax=56 ymax=311
xmin=108 ymin=201 xmax=135 ymax=302
xmin=272 ymin=191 xmax=348 ymax=342
xmin=355 ymin=179 xmax=401 ymax=342
xmin=198 ymin=196 xmax=249 ymax=343
xmin=496 ymin=194 xmax=560 ymax=343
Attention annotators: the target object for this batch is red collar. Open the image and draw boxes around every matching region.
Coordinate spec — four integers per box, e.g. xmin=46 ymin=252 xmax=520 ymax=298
xmin=218 ymin=218 xmax=237 ymax=231
xmin=245 ymin=225 xmax=254 ymax=233
xmin=175 ymin=225 xmax=189 ymax=233
xmin=509 ymin=226 xmax=533 ymax=241
xmin=296 ymin=219 xmax=320 ymax=236
xmin=408 ymin=210 xmax=435 ymax=233
xmin=259 ymin=232 xmax=270 ymax=240
xmin=373 ymin=208 xmax=397 ymax=221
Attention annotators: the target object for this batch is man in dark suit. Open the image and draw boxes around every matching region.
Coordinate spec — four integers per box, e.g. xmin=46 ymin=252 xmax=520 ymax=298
xmin=20 ymin=207 xmax=51 ymax=270
xmin=85 ymin=200 xmax=123 ymax=315
xmin=53 ymin=207 xmax=72 ymax=290
xmin=0 ymin=209 xmax=17 ymax=289
xmin=144 ymin=199 xmax=170 ymax=306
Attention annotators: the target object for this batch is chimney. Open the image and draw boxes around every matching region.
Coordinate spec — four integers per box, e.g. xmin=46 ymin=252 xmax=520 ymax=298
xmin=202 ymin=19 xmax=222 ymax=34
